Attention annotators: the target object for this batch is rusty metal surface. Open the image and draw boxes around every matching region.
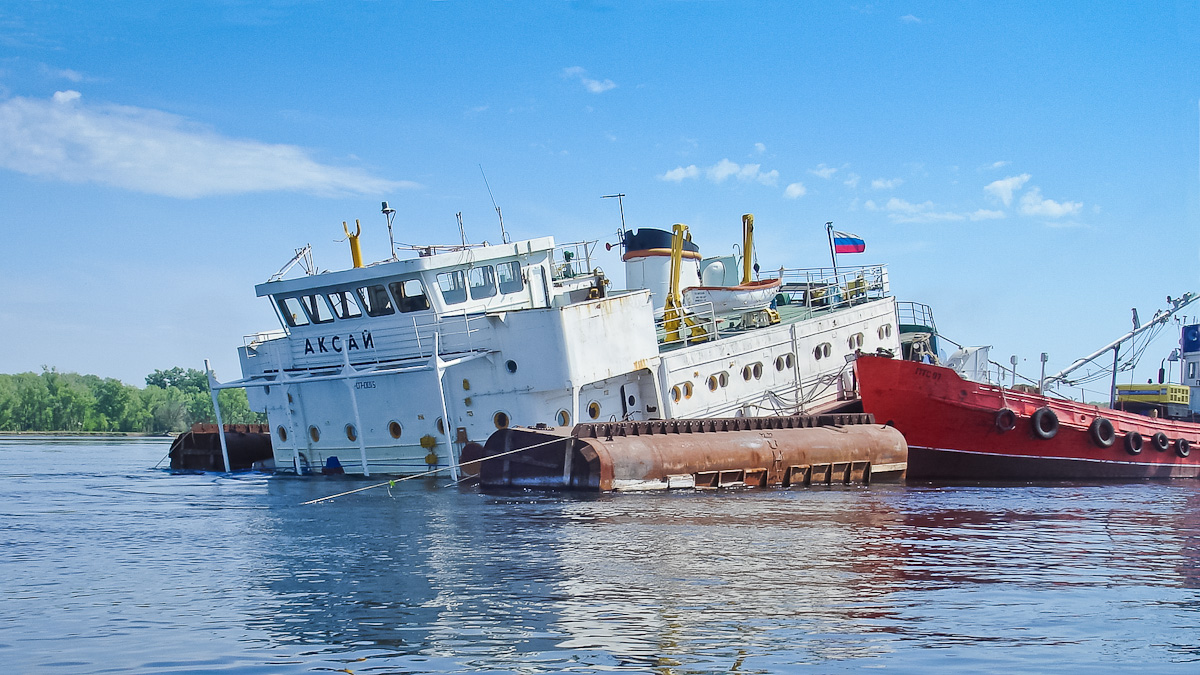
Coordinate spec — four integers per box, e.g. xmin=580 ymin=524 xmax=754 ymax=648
xmin=168 ymin=425 xmax=274 ymax=471
xmin=478 ymin=414 xmax=907 ymax=491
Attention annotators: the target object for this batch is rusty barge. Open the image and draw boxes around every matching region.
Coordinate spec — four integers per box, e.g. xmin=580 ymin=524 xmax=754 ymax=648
xmin=471 ymin=413 xmax=907 ymax=491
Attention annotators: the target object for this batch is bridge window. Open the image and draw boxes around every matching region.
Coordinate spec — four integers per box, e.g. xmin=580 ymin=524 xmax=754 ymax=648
xmin=497 ymin=261 xmax=524 ymax=294
xmin=437 ymin=270 xmax=467 ymax=305
xmin=327 ymin=290 xmax=362 ymax=320
xmin=356 ymin=284 xmax=394 ymax=317
xmin=300 ymin=294 xmax=334 ymax=324
xmin=390 ymin=278 xmax=430 ymax=313
xmin=468 ymin=266 xmax=497 ymax=300
xmin=278 ymin=297 xmax=310 ymax=327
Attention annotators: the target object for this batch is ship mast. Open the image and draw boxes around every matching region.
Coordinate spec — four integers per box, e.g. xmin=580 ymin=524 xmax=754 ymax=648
xmin=1042 ymin=292 xmax=1198 ymax=404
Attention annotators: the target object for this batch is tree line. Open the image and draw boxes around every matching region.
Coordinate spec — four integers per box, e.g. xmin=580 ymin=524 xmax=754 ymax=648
xmin=0 ymin=366 xmax=265 ymax=433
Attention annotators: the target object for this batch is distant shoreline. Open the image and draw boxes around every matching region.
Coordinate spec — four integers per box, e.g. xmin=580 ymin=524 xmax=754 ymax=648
xmin=0 ymin=431 xmax=176 ymax=438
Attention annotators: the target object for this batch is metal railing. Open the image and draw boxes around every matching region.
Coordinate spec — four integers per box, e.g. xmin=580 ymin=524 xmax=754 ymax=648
xmin=897 ymin=301 xmax=937 ymax=331
xmin=550 ymin=240 xmax=599 ymax=281
xmin=775 ymin=264 xmax=890 ymax=311
xmin=654 ymin=301 xmax=721 ymax=349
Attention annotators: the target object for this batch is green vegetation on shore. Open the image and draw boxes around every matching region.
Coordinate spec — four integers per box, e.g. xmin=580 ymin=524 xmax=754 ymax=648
xmin=0 ymin=367 xmax=265 ymax=433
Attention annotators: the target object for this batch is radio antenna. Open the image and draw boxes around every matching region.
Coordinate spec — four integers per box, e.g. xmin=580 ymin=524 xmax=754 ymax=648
xmin=480 ymin=165 xmax=510 ymax=244
xmin=381 ymin=201 xmax=397 ymax=260
xmin=601 ymin=193 xmax=627 ymax=240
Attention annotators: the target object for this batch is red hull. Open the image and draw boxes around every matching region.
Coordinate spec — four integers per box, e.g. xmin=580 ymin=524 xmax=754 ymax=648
xmin=855 ymin=355 xmax=1200 ymax=480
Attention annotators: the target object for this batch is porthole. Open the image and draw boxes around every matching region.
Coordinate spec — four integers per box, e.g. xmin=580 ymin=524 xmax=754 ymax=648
xmin=388 ymin=420 xmax=403 ymax=439
xmin=309 ymin=425 xmax=321 ymax=443
xmin=848 ymin=333 xmax=864 ymax=350
xmin=493 ymin=411 xmax=510 ymax=429
xmin=506 ymin=360 xmax=518 ymax=373
xmin=672 ymin=385 xmax=683 ymax=402
xmin=822 ymin=343 xmax=832 ymax=358
xmin=775 ymin=356 xmax=786 ymax=371
xmin=786 ymin=353 xmax=794 ymax=368
xmin=707 ymin=375 xmax=719 ymax=391
xmin=718 ymin=372 xmax=729 ymax=387
xmin=752 ymin=362 xmax=763 ymax=379
xmin=276 ymin=425 xmax=288 ymax=442
xmin=683 ymin=382 xmax=694 ymax=399
xmin=436 ymin=417 xmax=445 ymax=435
xmin=588 ymin=401 xmax=602 ymax=419
xmin=813 ymin=346 xmax=823 ymax=360
xmin=345 ymin=424 xmax=357 ymax=442
xmin=556 ymin=410 xmax=571 ymax=426
xmin=743 ymin=365 xmax=754 ymax=380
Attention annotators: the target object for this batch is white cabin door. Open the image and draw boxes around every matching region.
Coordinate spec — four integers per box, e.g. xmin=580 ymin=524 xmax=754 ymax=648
xmin=620 ymin=382 xmax=646 ymax=421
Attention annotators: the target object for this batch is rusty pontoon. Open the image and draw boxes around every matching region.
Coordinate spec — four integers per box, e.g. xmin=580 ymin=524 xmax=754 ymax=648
xmin=474 ymin=413 xmax=907 ymax=491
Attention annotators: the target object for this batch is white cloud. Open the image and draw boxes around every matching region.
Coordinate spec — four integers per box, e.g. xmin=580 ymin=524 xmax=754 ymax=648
xmin=705 ymin=159 xmax=778 ymax=185
xmin=809 ymin=163 xmax=837 ymax=179
xmin=561 ymin=66 xmax=616 ymax=94
xmin=984 ymin=173 xmax=1031 ymax=206
xmin=0 ymin=91 xmax=412 ymax=198
xmin=983 ymin=160 xmax=1010 ymax=170
xmin=864 ymin=199 xmax=879 ymax=211
xmin=1019 ymin=187 xmax=1082 ymax=217
xmin=884 ymin=198 xmax=967 ymax=223
xmin=970 ymin=209 xmax=1006 ymax=221
xmin=754 ymin=142 xmax=766 ymax=154
xmin=660 ymin=165 xmax=699 ymax=182
xmin=783 ymin=182 xmax=807 ymax=199
xmin=843 ymin=172 xmax=860 ymax=188
xmin=901 ymin=14 xmax=921 ymax=23
xmin=871 ymin=177 xmax=903 ymax=190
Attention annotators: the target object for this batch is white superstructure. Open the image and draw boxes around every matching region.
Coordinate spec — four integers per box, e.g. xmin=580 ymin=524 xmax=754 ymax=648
xmin=213 ymin=219 xmax=901 ymax=477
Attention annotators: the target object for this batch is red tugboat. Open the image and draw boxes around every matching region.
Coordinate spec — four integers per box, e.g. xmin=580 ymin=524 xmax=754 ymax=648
xmin=856 ymin=294 xmax=1200 ymax=480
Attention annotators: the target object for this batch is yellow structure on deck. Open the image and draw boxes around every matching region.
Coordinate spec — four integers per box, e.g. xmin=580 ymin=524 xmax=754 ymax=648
xmin=344 ymin=219 xmax=363 ymax=268
xmin=1116 ymin=383 xmax=1190 ymax=405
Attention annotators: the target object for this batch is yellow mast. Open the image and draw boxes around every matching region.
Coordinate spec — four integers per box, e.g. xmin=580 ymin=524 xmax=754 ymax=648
xmin=662 ymin=223 xmax=709 ymax=344
xmin=343 ymin=219 xmax=363 ymax=268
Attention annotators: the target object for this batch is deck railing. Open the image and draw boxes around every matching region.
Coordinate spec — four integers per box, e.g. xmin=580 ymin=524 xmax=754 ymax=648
xmin=654 ymin=301 xmax=721 ymax=349
xmin=550 ymin=240 xmax=599 ymax=281
xmin=776 ymin=264 xmax=890 ymax=311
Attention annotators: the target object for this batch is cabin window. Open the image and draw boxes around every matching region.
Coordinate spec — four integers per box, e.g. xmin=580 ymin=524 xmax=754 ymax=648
xmin=497 ymin=261 xmax=524 ymax=294
xmin=327 ymin=290 xmax=362 ymax=320
xmin=437 ymin=270 xmax=467 ymax=305
xmin=300 ymin=294 xmax=334 ymax=324
xmin=278 ymin=297 xmax=310 ymax=327
xmin=468 ymin=265 xmax=497 ymax=300
xmin=389 ymin=278 xmax=430 ymax=313
xmin=357 ymin=284 xmax=395 ymax=317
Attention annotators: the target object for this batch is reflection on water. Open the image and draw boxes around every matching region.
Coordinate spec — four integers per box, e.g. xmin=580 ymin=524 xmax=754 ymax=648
xmin=2 ymin=437 xmax=1200 ymax=673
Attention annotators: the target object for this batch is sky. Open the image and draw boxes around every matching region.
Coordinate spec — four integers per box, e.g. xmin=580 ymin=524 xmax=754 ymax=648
xmin=1 ymin=0 xmax=1199 ymax=400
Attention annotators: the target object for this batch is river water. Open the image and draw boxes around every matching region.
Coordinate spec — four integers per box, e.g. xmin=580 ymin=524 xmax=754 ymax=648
xmin=2 ymin=437 xmax=1199 ymax=673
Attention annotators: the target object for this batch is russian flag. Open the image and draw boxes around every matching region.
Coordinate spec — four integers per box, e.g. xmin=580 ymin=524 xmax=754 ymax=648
xmin=833 ymin=231 xmax=866 ymax=254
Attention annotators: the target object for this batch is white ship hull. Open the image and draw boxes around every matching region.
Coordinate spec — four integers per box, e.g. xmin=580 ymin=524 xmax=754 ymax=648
xmin=215 ymin=226 xmax=899 ymax=477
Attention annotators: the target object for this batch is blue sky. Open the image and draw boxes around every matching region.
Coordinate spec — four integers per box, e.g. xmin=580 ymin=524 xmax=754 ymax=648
xmin=1 ymin=1 xmax=1198 ymax=397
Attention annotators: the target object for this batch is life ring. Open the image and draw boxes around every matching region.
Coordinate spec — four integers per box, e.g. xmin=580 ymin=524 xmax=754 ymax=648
xmin=995 ymin=408 xmax=1017 ymax=433
xmin=1151 ymin=432 xmax=1170 ymax=452
xmin=1124 ymin=431 xmax=1143 ymax=455
xmin=1087 ymin=417 xmax=1115 ymax=448
xmin=1175 ymin=438 xmax=1191 ymax=458
xmin=1030 ymin=407 xmax=1058 ymax=440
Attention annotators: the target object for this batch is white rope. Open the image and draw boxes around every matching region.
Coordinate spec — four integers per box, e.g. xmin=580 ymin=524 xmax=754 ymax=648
xmin=300 ymin=433 xmax=570 ymax=505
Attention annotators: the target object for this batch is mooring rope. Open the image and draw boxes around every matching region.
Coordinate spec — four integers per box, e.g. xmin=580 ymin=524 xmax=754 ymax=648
xmin=300 ymin=433 xmax=570 ymax=505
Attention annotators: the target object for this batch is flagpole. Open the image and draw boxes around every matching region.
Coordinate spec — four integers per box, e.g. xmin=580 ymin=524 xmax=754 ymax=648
xmin=825 ymin=222 xmax=839 ymax=277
